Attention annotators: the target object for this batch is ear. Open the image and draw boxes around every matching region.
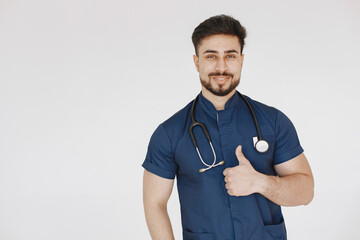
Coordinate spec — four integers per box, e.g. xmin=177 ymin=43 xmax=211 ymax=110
xmin=240 ymin=54 xmax=245 ymax=68
xmin=193 ymin=55 xmax=199 ymax=72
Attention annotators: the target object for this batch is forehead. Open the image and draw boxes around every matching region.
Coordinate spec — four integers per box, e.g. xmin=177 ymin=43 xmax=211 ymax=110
xmin=198 ymin=34 xmax=241 ymax=54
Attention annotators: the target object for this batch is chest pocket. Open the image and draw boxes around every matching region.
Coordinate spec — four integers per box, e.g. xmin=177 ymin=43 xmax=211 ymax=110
xmin=242 ymin=135 xmax=276 ymax=175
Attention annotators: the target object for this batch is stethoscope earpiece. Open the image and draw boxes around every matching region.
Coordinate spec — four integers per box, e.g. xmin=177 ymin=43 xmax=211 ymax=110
xmin=199 ymin=160 xmax=225 ymax=173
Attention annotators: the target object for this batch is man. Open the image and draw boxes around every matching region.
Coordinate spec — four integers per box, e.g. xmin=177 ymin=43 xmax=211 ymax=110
xmin=142 ymin=14 xmax=314 ymax=240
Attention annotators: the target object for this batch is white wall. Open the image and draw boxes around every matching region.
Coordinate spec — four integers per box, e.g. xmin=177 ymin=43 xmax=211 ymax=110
xmin=0 ymin=0 xmax=359 ymax=239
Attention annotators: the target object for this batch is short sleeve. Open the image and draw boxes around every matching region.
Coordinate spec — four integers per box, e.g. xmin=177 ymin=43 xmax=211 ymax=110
xmin=142 ymin=124 xmax=177 ymax=179
xmin=273 ymin=110 xmax=304 ymax=165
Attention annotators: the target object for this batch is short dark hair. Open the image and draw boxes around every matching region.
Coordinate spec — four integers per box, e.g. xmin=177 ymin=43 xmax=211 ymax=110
xmin=192 ymin=14 xmax=247 ymax=55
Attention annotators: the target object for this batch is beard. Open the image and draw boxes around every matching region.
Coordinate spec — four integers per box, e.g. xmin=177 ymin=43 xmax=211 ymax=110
xmin=200 ymin=72 xmax=240 ymax=96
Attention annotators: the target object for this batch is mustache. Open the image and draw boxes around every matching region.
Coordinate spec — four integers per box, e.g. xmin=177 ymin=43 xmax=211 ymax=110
xmin=208 ymin=72 xmax=234 ymax=77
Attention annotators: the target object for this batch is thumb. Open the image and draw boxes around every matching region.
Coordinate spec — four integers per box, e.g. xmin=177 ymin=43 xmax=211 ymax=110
xmin=235 ymin=145 xmax=248 ymax=164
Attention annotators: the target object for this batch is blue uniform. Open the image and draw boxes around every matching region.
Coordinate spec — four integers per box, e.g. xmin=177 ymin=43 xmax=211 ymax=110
xmin=142 ymin=91 xmax=303 ymax=240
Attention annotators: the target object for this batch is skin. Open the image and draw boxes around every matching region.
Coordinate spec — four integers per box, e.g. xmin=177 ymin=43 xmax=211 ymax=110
xmin=143 ymin=170 xmax=175 ymax=240
xmin=143 ymin=34 xmax=314 ymax=239
xmin=193 ymin=34 xmax=244 ymax=110
xmin=223 ymin=146 xmax=314 ymax=206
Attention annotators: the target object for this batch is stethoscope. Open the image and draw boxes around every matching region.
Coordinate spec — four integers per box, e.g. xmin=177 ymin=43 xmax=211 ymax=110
xmin=189 ymin=91 xmax=269 ymax=173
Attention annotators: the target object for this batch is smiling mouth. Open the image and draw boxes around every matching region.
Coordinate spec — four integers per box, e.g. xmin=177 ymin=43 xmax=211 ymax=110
xmin=211 ymin=76 xmax=230 ymax=83
xmin=209 ymin=72 xmax=233 ymax=84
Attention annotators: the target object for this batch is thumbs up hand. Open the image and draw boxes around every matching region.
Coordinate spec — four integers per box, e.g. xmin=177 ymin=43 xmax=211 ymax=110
xmin=223 ymin=145 xmax=264 ymax=197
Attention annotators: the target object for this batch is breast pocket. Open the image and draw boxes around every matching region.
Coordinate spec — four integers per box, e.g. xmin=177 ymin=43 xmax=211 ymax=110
xmin=242 ymin=135 xmax=276 ymax=174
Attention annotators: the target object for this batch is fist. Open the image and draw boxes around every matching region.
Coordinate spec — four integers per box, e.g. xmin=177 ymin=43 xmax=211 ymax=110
xmin=223 ymin=145 xmax=262 ymax=196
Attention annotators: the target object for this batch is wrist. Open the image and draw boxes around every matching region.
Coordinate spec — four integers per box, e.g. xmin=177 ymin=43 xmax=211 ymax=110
xmin=255 ymin=172 xmax=270 ymax=194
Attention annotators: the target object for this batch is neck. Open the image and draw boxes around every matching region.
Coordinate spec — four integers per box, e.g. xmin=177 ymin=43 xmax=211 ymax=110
xmin=201 ymin=88 xmax=236 ymax=110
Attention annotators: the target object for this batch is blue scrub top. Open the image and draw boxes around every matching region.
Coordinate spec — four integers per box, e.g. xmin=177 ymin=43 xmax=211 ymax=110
xmin=142 ymin=91 xmax=303 ymax=240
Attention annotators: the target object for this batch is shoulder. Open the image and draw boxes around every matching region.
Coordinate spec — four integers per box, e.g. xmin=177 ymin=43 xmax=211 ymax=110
xmin=161 ymin=101 xmax=193 ymax=130
xmin=242 ymin=94 xmax=300 ymax=144
xmin=241 ymin=94 xmax=282 ymax=129
xmin=154 ymin=100 xmax=193 ymax=150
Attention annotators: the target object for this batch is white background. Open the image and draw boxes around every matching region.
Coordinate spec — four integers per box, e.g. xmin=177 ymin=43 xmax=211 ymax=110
xmin=0 ymin=0 xmax=359 ymax=239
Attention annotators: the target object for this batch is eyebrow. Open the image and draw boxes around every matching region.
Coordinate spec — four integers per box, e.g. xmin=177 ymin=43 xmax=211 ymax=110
xmin=202 ymin=49 xmax=239 ymax=54
xmin=225 ymin=49 xmax=239 ymax=54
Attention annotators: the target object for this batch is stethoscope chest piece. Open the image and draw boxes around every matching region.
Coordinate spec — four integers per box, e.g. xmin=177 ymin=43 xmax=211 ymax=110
xmin=255 ymin=139 xmax=269 ymax=153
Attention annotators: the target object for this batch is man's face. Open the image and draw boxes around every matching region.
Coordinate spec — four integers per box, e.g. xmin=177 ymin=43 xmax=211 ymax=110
xmin=193 ymin=34 xmax=244 ymax=97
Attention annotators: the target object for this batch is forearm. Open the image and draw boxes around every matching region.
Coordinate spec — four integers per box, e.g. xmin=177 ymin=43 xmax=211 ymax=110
xmin=257 ymin=173 xmax=314 ymax=206
xmin=144 ymin=204 xmax=175 ymax=240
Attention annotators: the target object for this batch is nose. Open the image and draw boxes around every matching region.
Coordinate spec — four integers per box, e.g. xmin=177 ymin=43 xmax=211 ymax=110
xmin=215 ymin=58 xmax=228 ymax=73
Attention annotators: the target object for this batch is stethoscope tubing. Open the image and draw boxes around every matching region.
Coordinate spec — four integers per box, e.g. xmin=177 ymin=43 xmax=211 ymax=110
xmin=189 ymin=91 xmax=269 ymax=173
xmin=237 ymin=92 xmax=264 ymax=141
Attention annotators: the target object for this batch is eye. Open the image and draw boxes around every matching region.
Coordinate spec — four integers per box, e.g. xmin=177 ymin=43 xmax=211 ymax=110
xmin=207 ymin=55 xmax=216 ymax=59
xmin=226 ymin=55 xmax=236 ymax=59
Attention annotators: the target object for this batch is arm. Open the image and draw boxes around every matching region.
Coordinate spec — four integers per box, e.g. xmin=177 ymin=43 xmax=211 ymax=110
xmin=258 ymin=152 xmax=314 ymax=206
xmin=224 ymin=146 xmax=314 ymax=206
xmin=143 ymin=169 xmax=175 ymax=240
